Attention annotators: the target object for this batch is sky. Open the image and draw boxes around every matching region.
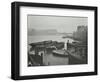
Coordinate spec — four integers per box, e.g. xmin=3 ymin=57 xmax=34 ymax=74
xmin=28 ymin=15 xmax=88 ymax=33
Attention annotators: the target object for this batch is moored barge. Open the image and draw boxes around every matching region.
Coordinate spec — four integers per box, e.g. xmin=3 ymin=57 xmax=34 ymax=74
xmin=52 ymin=50 xmax=69 ymax=57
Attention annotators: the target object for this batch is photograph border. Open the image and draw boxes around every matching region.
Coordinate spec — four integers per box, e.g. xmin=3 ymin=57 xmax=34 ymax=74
xmin=11 ymin=1 xmax=98 ymax=80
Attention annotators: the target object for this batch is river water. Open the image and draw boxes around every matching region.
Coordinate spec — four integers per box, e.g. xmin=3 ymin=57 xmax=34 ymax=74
xmin=28 ymin=34 xmax=73 ymax=43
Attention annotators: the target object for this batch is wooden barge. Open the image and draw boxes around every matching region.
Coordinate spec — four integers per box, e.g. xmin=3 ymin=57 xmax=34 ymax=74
xmin=52 ymin=50 xmax=69 ymax=57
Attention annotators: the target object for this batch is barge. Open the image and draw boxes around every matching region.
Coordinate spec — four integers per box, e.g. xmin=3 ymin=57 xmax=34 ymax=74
xmin=52 ymin=50 xmax=69 ymax=57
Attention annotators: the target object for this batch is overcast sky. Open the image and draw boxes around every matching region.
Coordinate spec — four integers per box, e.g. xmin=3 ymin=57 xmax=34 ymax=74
xmin=28 ymin=15 xmax=87 ymax=33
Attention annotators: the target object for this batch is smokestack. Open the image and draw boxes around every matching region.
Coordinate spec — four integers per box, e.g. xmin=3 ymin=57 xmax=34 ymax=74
xmin=64 ymin=40 xmax=67 ymax=50
xmin=64 ymin=40 xmax=69 ymax=50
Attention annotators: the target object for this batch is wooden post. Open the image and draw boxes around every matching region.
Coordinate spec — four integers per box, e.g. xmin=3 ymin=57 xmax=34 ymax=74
xmin=40 ymin=53 xmax=43 ymax=65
